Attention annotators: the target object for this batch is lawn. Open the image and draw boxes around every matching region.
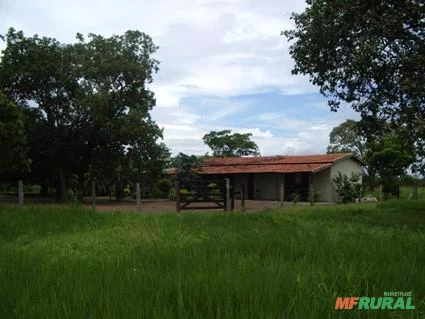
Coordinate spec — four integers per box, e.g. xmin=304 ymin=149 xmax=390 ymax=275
xmin=0 ymin=201 xmax=424 ymax=318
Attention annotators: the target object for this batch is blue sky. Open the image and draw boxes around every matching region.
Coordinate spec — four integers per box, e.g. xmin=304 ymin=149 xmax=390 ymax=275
xmin=1 ymin=0 xmax=359 ymax=156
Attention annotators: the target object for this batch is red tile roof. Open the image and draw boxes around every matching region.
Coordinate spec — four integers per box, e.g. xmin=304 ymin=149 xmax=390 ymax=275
xmin=199 ymin=153 xmax=361 ymax=175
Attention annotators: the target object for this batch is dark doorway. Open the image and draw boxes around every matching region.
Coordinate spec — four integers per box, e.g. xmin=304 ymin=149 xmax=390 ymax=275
xmin=284 ymin=172 xmax=310 ymax=201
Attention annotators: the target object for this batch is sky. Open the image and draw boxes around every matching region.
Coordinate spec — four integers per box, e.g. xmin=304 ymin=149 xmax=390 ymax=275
xmin=0 ymin=0 xmax=359 ymax=156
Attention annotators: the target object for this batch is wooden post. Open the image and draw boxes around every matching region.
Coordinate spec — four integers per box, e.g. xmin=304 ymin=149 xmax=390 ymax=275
xmin=240 ymin=184 xmax=245 ymax=212
xmin=225 ymin=178 xmax=230 ymax=212
xmin=18 ymin=180 xmax=24 ymax=206
xmin=176 ymin=181 xmax=181 ymax=213
xmin=136 ymin=182 xmax=142 ymax=212
xmin=91 ymin=179 xmax=96 ymax=210
xmin=280 ymin=183 xmax=284 ymax=208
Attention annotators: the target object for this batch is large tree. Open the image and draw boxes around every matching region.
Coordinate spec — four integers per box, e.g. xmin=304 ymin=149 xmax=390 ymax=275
xmin=0 ymin=92 xmax=29 ymax=182
xmin=284 ymin=0 xmax=425 ymax=173
xmin=327 ymin=119 xmax=366 ymax=156
xmin=203 ymin=130 xmax=260 ymax=157
xmin=327 ymin=118 xmax=413 ymax=190
xmin=0 ymin=28 xmax=167 ymax=200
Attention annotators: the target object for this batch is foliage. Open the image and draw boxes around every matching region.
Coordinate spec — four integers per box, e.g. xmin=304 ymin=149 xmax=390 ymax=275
xmin=0 ymin=28 xmax=167 ymax=200
xmin=365 ymin=133 xmax=415 ymax=195
xmin=0 ymin=92 xmax=29 ymax=181
xmin=333 ymin=172 xmax=361 ymax=203
xmin=308 ymin=187 xmax=320 ymax=205
xmin=327 ymin=120 xmax=366 ymax=156
xmin=169 ymin=153 xmax=203 ymax=182
xmin=291 ymin=192 xmax=299 ymax=205
xmin=1 ymin=203 xmax=424 ymax=317
xmin=203 ymin=130 xmax=260 ymax=157
xmin=154 ymin=178 xmax=172 ymax=198
xmin=168 ymin=188 xmax=176 ymax=201
xmin=284 ymin=0 xmax=425 ymax=173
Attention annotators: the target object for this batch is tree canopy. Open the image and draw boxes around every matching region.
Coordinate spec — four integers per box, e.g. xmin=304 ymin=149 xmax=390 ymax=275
xmin=0 ymin=28 xmax=168 ymax=199
xmin=169 ymin=153 xmax=204 ymax=182
xmin=0 ymin=92 xmax=29 ymax=181
xmin=327 ymin=119 xmax=416 ymax=190
xmin=202 ymin=130 xmax=260 ymax=157
xmin=284 ymin=0 xmax=425 ymax=173
xmin=327 ymin=119 xmax=366 ymax=156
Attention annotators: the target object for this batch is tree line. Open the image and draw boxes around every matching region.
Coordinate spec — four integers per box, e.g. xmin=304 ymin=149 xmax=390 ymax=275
xmin=2 ymin=0 xmax=424 ymax=203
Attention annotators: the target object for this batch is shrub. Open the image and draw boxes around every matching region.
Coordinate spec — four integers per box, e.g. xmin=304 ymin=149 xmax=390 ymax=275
xmin=333 ymin=172 xmax=361 ymax=203
xmin=309 ymin=187 xmax=320 ymax=205
xmin=168 ymin=188 xmax=176 ymax=201
xmin=291 ymin=193 xmax=299 ymax=205
xmin=156 ymin=179 xmax=172 ymax=195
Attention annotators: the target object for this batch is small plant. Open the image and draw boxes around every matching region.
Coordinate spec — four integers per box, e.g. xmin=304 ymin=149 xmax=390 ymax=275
xmin=123 ymin=184 xmax=131 ymax=197
xmin=168 ymin=188 xmax=176 ymax=200
xmin=291 ymin=192 xmax=299 ymax=205
xmin=309 ymin=187 xmax=320 ymax=206
xmin=179 ymin=188 xmax=193 ymax=200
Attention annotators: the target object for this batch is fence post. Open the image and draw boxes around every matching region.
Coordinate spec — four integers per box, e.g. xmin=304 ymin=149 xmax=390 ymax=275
xmin=176 ymin=181 xmax=181 ymax=213
xmin=136 ymin=182 xmax=142 ymax=212
xmin=240 ymin=184 xmax=245 ymax=212
xmin=91 ymin=178 xmax=96 ymax=210
xmin=225 ymin=178 xmax=231 ymax=212
xmin=18 ymin=180 xmax=24 ymax=206
xmin=280 ymin=183 xmax=284 ymax=208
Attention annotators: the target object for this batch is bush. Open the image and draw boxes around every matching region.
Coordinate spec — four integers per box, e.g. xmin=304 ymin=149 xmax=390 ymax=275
xmin=168 ymin=188 xmax=176 ymax=200
xmin=291 ymin=193 xmax=299 ymax=205
xmin=179 ymin=188 xmax=195 ymax=201
xmin=150 ymin=186 xmax=167 ymax=199
xmin=156 ymin=179 xmax=172 ymax=196
xmin=309 ymin=188 xmax=320 ymax=205
xmin=333 ymin=172 xmax=361 ymax=203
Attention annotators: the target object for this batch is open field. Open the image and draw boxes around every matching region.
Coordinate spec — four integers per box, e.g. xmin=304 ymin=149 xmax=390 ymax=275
xmin=0 ymin=201 xmax=424 ymax=318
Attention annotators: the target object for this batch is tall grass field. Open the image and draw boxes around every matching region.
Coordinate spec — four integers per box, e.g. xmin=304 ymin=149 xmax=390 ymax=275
xmin=0 ymin=201 xmax=424 ymax=318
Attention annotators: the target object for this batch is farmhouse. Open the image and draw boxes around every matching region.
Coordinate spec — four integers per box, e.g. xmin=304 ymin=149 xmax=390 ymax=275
xmin=198 ymin=153 xmax=364 ymax=202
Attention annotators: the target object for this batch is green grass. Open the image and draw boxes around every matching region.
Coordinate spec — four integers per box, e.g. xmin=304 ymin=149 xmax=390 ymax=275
xmin=369 ymin=186 xmax=425 ymax=200
xmin=0 ymin=201 xmax=424 ymax=318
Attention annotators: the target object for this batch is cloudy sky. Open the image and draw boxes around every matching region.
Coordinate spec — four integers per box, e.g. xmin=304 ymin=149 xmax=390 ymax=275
xmin=1 ymin=0 xmax=359 ymax=156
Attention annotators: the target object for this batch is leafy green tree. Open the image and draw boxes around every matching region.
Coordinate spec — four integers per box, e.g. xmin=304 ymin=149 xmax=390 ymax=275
xmin=169 ymin=153 xmax=203 ymax=182
xmin=203 ymin=130 xmax=260 ymax=157
xmin=365 ymin=133 xmax=415 ymax=195
xmin=327 ymin=120 xmax=366 ymax=156
xmin=284 ymin=0 xmax=425 ymax=173
xmin=327 ymin=119 xmax=379 ymax=188
xmin=0 ymin=92 xmax=29 ymax=182
xmin=0 ymin=28 xmax=165 ymax=200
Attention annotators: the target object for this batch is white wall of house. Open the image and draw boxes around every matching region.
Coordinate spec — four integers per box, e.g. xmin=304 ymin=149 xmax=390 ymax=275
xmin=312 ymin=168 xmax=332 ymax=202
xmin=330 ymin=158 xmax=364 ymax=202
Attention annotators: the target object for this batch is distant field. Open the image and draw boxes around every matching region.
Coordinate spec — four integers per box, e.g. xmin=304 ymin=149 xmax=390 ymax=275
xmin=0 ymin=201 xmax=424 ymax=318
xmin=369 ymin=186 xmax=425 ymax=200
